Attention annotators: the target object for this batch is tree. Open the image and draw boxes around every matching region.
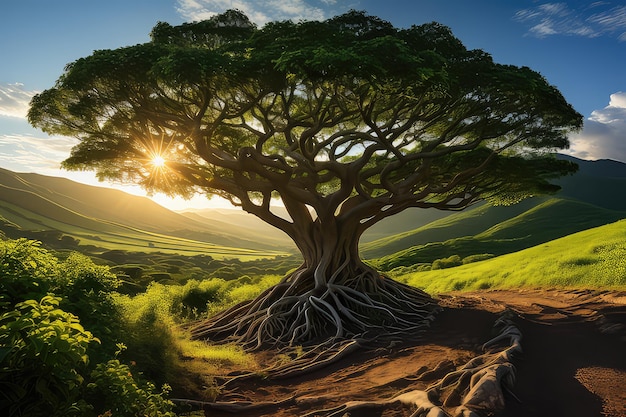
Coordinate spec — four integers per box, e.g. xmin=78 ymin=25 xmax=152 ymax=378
xmin=29 ymin=10 xmax=582 ymax=352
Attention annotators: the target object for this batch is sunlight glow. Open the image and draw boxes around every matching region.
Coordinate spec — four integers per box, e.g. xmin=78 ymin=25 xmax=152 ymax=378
xmin=151 ymin=155 xmax=166 ymax=167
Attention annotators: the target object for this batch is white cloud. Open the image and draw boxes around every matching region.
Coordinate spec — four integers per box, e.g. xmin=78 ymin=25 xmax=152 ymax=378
xmin=0 ymin=83 xmax=38 ymax=119
xmin=176 ymin=0 xmax=329 ymax=26
xmin=566 ymin=92 xmax=626 ymax=163
xmin=515 ymin=2 xmax=626 ymax=40
xmin=0 ymin=133 xmax=77 ymax=174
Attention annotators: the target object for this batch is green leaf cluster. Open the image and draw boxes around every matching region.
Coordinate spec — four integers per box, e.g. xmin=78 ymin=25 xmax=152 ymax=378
xmin=86 ymin=359 xmax=176 ymax=417
xmin=0 ymin=296 xmax=96 ymax=416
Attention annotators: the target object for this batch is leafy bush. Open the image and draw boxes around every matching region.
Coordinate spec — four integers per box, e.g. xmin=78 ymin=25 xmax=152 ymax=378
xmin=56 ymin=253 xmax=123 ymax=361
xmin=86 ymin=358 xmax=176 ymax=417
xmin=0 ymin=241 xmax=122 ymax=356
xmin=0 ymin=239 xmax=59 ymax=308
xmin=431 ymin=254 xmax=463 ymax=270
xmin=0 ymin=296 xmax=97 ymax=417
xmin=0 ymin=239 xmax=179 ymax=416
xmin=180 ymin=278 xmax=227 ymax=316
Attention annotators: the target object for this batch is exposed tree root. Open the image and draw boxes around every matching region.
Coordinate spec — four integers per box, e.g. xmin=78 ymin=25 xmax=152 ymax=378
xmin=303 ymin=310 xmax=521 ymax=417
xmin=263 ymin=338 xmax=363 ymax=379
xmin=179 ymin=310 xmax=522 ymax=416
xmin=173 ymin=395 xmax=297 ymax=413
xmin=190 ymin=266 xmax=440 ymax=353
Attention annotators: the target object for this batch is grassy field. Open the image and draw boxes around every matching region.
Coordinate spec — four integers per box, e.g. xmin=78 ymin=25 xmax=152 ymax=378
xmin=398 ymin=219 xmax=626 ymax=293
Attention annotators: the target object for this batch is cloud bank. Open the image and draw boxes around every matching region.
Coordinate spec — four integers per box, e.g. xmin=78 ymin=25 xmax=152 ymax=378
xmin=176 ymin=0 xmax=336 ymax=26
xmin=0 ymin=83 xmax=37 ymax=119
xmin=566 ymin=91 xmax=626 ymax=163
xmin=514 ymin=2 xmax=626 ymax=40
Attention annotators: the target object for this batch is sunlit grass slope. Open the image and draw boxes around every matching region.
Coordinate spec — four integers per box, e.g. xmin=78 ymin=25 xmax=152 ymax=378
xmin=0 ymin=168 xmax=293 ymax=252
xmin=399 ymin=219 xmax=626 ymax=293
xmin=373 ymin=198 xmax=625 ymax=270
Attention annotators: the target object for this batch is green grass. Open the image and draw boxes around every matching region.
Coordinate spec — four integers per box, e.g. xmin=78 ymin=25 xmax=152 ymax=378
xmin=372 ymin=198 xmax=626 ymax=270
xmin=398 ymin=219 xmax=626 ymax=293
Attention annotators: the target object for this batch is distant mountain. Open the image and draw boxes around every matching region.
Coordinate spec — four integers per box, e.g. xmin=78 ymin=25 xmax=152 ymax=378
xmin=554 ymin=154 xmax=626 ymax=210
xmin=361 ymin=154 xmax=626 ymax=259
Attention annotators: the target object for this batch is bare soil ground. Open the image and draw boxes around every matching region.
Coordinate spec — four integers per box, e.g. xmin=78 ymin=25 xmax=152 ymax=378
xmin=190 ymin=289 xmax=626 ymax=417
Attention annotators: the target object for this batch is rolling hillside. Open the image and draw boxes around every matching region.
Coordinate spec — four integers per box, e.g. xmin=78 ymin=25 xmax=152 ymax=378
xmin=0 ymin=168 xmax=292 ymax=258
xmin=362 ymin=155 xmax=626 ymax=259
xmin=399 ymin=218 xmax=626 ymax=293
xmin=372 ymin=197 xmax=626 ymax=270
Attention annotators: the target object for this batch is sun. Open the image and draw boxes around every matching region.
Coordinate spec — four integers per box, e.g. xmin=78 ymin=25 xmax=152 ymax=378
xmin=151 ymin=155 xmax=166 ymax=167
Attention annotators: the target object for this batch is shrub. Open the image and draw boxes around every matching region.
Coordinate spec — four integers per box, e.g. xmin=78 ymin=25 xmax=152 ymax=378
xmin=0 ymin=296 xmax=97 ymax=417
xmin=0 ymin=239 xmax=59 ymax=309
xmin=431 ymin=254 xmax=463 ymax=270
xmin=56 ymin=253 xmax=123 ymax=361
xmin=462 ymin=253 xmax=495 ymax=264
xmin=180 ymin=279 xmax=227 ymax=317
xmin=86 ymin=359 xmax=176 ymax=417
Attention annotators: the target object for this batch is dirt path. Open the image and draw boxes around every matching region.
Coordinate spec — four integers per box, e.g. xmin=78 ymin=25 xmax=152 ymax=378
xmin=194 ymin=289 xmax=626 ymax=417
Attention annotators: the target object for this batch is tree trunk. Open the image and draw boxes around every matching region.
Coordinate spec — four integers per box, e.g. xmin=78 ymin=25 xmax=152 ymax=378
xmin=191 ymin=219 xmax=439 ymax=350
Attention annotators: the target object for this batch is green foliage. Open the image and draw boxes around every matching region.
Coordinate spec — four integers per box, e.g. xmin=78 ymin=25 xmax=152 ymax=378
xmin=28 ymin=10 xmax=582 ymax=259
xmin=86 ymin=359 xmax=176 ymax=417
xmin=0 ymin=239 xmax=59 ymax=307
xmin=0 ymin=238 xmax=179 ymax=416
xmin=462 ymin=253 xmax=495 ymax=264
xmin=115 ymin=292 xmax=180 ymax=385
xmin=110 ymin=275 xmax=276 ymax=387
xmin=0 ymin=296 xmax=96 ymax=417
xmin=0 ymin=239 xmax=123 ymax=361
xmin=56 ymin=253 xmax=123 ymax=361
xmin=431 ymin=255 xmax=462 ymax=270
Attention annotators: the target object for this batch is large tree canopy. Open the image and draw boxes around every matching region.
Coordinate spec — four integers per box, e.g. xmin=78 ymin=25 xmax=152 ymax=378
xmin=29 ymin=10 xmax=582 ymax=350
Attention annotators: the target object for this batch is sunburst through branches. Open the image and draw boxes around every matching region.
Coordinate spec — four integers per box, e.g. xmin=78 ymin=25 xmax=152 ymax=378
xmin=151 ymin=154 xmax=166 ymax=168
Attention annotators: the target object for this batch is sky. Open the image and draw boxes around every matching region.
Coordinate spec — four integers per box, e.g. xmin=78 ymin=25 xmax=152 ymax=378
xmin=1 ymin=0 xmax=625 ymax=210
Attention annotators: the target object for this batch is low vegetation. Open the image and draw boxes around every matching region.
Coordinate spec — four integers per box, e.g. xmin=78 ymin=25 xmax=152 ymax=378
xmin=0 ymin=238 xmax=283 ymax=416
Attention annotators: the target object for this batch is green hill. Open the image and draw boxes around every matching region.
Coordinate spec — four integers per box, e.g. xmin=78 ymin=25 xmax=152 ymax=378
xmin=372 ymin=197 xmax=626 ymax=271
xmin=398 ymin=218 xmax=626 ymax=293
xmin=0 ymin=168 xmax=291 ymax=258
xmin=360 ymin=198 xmax=541 ymax=259
xmin=362 ymin=155 xmax=626 ymax=259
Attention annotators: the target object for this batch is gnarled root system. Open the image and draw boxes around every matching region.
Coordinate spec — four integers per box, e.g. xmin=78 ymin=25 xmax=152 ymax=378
xmin=195 ymin=310 xmax=522 ymax=417
xmin=305 ymin=309 xmax=522 ymax=417
xmin=190 ymin=266 xmax=440 ymax=353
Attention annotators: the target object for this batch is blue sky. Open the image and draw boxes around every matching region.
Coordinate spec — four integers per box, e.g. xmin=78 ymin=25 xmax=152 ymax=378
xmin=1 ymin=0 xmax=625 ymax=210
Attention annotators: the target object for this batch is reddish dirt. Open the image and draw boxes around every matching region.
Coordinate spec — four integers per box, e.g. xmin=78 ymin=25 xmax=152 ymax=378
xmin=194 ymin=289 xmax=626 ymax=417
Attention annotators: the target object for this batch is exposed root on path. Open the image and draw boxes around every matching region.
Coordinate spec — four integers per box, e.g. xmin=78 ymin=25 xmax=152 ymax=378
xmin=303 ymin=309 xmax=523 ymax=417
xmin=197 ymin=309 xmax=522 ymax=416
